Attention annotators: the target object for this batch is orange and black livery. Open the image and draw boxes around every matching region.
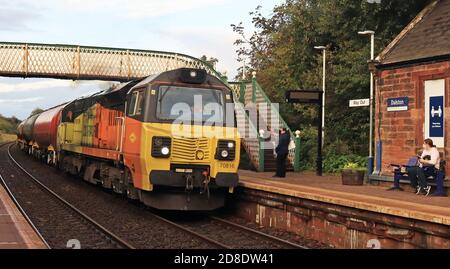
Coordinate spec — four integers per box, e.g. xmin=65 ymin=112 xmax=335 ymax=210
xmin=17 ymin=68 xmax=240 ymax=210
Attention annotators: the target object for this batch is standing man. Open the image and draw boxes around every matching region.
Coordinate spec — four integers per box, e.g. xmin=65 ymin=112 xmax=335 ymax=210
xmin=274 ymin=128 xmax=290 ymax=178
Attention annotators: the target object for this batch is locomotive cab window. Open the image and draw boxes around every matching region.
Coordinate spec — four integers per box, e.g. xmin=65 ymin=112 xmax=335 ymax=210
xmin=156 ymin=86 xmax=225 ymax=125
xmin=128 ymin=90 xmax=145 ymax=117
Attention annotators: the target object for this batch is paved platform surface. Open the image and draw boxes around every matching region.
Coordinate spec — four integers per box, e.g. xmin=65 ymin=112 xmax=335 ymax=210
xmin=0 ymin=183 xmax=47 ymax=249
xmin=238 ymin=170 xmax=450 ymax=226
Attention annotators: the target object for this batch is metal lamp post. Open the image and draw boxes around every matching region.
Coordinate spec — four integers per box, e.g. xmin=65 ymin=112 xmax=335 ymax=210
xmin=313 ymin=46 xmax=327 ymax=176
xmin=314 ymin=46 xmax=327 ymax=147
xmin=358 ymin=30 xmax=375 ymax=175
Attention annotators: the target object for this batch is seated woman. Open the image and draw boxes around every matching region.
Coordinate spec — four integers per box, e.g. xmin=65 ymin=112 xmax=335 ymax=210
xmin=408 ymin=139 xmax=440 ymax=196
xmin=388 ymin=139 xmax=439 ymax=196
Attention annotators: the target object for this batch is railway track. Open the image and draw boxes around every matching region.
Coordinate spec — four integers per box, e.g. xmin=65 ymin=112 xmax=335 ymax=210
xmin=0 ymin=142 xmax=134 ymax=249
xmin=145 ymin=211 xmax=231 ymax=249
xmin=142 ymin=212 xmax=308 ymax=249
xmin=3 ymin=142 xmax=315 ymax=249
xmin=209 ymin=216 xmax=308 ymax=249
xmin=4 ymin=143 xmax=229 ymax=249
xmin=159 ymin=213 xmax=308 ymax=249
xmin=0 ymin=170 xmax=50 ymax=249
xmin=0 ymin=142 xmax=50 ymax=249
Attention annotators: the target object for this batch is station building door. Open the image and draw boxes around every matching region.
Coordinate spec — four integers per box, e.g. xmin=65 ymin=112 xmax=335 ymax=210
xmin=424 ymin=79 xmax=446 ymax=148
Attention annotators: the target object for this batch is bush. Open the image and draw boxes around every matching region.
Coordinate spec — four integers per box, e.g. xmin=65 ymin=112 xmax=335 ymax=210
xmin=0 ymin=114 xmax=20 ymax=134
xmin=323 ymin=154 xmax=368 ymax=173
xmin=297 ymin=127 xmax=318 ymax=171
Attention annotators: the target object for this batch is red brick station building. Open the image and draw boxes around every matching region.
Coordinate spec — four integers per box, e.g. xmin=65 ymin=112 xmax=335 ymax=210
xmin=371 ymin=0 xmax=450 ymax=184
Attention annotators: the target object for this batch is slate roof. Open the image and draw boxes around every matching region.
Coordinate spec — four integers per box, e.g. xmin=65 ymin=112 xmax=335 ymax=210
xmin=377 ymin=0 xmax=450 ymax=66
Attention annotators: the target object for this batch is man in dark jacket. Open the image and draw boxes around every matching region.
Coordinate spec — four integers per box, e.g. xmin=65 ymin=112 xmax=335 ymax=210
xmin=274 ymin=128 xmax=290 ymax=178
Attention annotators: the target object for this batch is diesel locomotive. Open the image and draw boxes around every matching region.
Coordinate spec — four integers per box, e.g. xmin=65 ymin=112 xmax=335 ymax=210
xmin=17 ymin=68 xmax=240 ymax=210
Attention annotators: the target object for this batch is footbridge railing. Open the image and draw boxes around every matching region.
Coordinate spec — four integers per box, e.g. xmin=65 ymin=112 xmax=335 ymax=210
xmin=0 ymin=42 xmax=222 ymax=81
xmin=229 ymin=77 xmax=301 ymax=172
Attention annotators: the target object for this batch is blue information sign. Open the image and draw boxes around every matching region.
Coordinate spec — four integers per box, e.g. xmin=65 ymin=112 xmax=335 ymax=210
xmin=429 ymin=96 xmax=444 ymax=137
xmin=387 ymin=97 xmax=409 ymax=112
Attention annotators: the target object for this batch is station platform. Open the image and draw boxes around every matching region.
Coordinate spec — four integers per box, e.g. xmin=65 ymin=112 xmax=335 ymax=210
xmin=0 ymin=183 xmax=47 ymax=249
xmin=235 ymin=170 xmax=450 ymax=248
xmin=238 ymin=170 xmax=450 ymax=225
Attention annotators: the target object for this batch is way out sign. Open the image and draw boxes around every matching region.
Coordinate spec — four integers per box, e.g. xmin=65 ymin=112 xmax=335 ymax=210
xmin=349 ymin=99 xmax=370 ymax=107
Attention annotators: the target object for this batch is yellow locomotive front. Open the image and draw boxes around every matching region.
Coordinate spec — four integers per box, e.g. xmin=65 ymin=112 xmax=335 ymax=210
xmin=122 ymin=68 xmax=240 ymax=210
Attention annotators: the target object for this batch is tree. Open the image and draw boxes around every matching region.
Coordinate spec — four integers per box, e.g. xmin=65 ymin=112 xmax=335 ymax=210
xmin=0 ymin=114 xmax=21 ymax=134
xmin=232 ymin=0 xmax=431 ymax=169
xmin=199 ymin=55 xmax=219 ymax=70
xmin=30 ymin=108 xmax=44 ymax=116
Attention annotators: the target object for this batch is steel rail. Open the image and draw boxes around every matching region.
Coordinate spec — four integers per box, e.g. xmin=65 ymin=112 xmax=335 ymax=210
xmin=146 ymin=211 xmax=232 ymax=249
xmin=210 ymin=216 xmax=309 ymax=249
xmin=5 ymin=143 xmax=135 ymax=249
xmin=0 ymin=142 xmax=50 ymax=249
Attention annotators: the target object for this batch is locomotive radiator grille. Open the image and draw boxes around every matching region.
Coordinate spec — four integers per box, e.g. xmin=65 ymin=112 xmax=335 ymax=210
xmin=172 ymin=137 xmax=210 ymax=161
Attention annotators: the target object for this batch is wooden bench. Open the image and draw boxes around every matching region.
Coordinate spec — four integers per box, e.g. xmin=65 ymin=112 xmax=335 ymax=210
xmin=391 ymin=160 xmax=447 ymax=196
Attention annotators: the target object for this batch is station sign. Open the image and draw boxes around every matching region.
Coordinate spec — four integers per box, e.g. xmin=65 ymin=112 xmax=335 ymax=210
xmin=349 ymin=98 xmax=370 ymax=107
xmin=424 ymin=79 xmax=445 ymax=148
xmin=286 ymin=90 xmax=323 ymax=104
xmin=429 ymin=96 xmax=444 ymax=138
xmin=387 ymin=97 xmax=409 ymax=112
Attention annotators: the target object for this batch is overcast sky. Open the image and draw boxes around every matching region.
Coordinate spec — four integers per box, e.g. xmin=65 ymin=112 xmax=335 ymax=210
xmin=0 ymin=0 xmax=282 ymax=119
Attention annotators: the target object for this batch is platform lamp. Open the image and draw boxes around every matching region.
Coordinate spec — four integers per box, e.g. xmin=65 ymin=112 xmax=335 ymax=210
xmin=314 ymin=46 xmax=327 ymax=148
xmin=358 ymin=30 xmax=375 ymax=175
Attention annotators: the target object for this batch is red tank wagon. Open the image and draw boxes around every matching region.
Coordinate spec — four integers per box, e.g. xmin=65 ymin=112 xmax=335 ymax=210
xmin=32 ymin=105 xmax=65 ymax=151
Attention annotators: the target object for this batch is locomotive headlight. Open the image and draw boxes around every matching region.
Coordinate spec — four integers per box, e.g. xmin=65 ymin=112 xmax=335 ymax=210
xmin=161 ymin=147 xmax=170 ymax=156
xmin=152 ymin=136 xmax=171 ymax=158
xmin=216 ymin=140 xmax=236 ymax=161
xmin=221 ymin=150 xmax=229 ymax=158
xmin=227 ymin=142 xmax=235 ymax=149
xmin=179 ymin=68 xmax=207 ymax=84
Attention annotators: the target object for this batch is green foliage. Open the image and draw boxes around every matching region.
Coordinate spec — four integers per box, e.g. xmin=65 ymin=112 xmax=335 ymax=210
xmin=324 ymin=153 xmax=368 ymax=173
xmin=297 ymin=127 xmax=318 ymax=170
xmin=232 ymin=0 xmax=430 ymax=170
xmin=297 ymin=126 xmax=367 ymax=172
xmin=30 ymin=108 xmax=44 ymax=116
xmin=0 ymin=114 xmax=20 ymax=134
xmin=343 ymin=163 xmax=360 ymax=170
